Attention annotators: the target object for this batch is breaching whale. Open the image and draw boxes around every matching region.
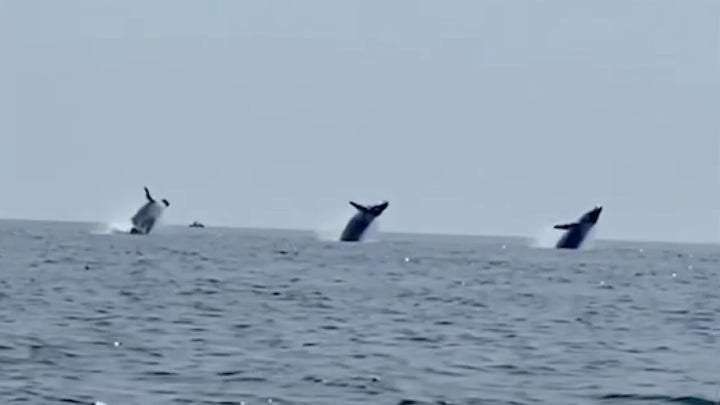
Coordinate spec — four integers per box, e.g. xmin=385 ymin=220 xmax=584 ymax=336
xmin=553 ymin=206 xmax=602 ymax=249
xmin=340 ymin=201 xmax=389 ymax=242
xmin=129 ymin=187 xmax=170 ymax=235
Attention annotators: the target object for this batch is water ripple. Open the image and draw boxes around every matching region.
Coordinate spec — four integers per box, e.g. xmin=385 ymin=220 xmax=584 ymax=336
xmin=0 ymin=222 xmax=718 ymax=404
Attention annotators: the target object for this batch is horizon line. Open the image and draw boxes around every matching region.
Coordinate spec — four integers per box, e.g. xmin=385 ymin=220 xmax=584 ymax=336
xmin=0 ymin=216 xmax=716 ymax=247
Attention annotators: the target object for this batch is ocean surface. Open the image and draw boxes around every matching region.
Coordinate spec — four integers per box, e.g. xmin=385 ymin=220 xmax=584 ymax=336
xmin=0 ymin=220 xmax=718 ymax=405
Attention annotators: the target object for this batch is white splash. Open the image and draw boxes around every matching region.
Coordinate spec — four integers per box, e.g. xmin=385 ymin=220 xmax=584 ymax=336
xmin=530 ymin=225 xmax=561 ymax=249
xmin=91 ymin=201 xmax=166 ymax=235
xmin=580 ymin=226 xmax=599 ymax=250
xmin=314 ymin=210 xmax=351 ymax=241
xmin=361 ymin=219 xmax=381 ymax=242
xmin=91 ymin=219 xmax=131 ymax=235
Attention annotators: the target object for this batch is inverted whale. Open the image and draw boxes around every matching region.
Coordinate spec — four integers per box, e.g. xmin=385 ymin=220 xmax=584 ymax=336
xmin=554 ymin=206 xmax=602 ymax=249
xmin=130 ymin=187 xmax=170 ymax=235
xmin=340 ymin=201 xmax=389 ymax=242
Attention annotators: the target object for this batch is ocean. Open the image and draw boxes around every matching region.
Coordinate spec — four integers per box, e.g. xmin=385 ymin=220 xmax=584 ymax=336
xmin=0 ymin=220 xmax=718 ymax=405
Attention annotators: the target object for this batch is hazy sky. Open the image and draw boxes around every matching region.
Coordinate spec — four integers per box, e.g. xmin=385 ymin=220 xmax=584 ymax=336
xmin=1 ymin=0 xmax=718 ymax=243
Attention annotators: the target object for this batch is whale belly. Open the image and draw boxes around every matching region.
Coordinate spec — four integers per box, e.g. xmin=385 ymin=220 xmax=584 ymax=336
xmin=556 ymin=225 xmax=591 ymax=249
xmin=340 ymin=214 xmax=373 ymax=242
xmin=131 ymin=203 xmax=164 ymax=234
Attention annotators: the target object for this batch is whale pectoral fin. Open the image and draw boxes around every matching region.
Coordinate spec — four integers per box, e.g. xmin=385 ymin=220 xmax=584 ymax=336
xmin=144 ymin=187 xmax=155 ymax=203
xmin=349 ymin=201 xmax=370 ymax=213
xmin=554 ymin=223 xmax=577 ymax=230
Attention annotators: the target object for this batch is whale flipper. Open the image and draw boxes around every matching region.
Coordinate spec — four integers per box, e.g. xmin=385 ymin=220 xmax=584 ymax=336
xmin=144 ymin=187 xmax=155 ymax=203
xmin=554 ymin=223 xmax=578 ymax=230
xmin=349 ymin=201 xmax=370 ymax=213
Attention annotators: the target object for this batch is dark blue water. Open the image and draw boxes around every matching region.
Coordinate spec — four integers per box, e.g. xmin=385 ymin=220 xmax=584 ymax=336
xmin=0 ymin=220 xmax=718 ymax=405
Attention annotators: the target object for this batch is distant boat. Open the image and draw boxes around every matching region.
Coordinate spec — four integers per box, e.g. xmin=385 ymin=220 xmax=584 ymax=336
xmin=189 ymin=221 xmax=205 ymax=228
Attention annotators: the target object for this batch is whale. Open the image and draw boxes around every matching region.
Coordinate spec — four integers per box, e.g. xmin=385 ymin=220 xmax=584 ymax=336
xmin=554 ymin=206 xmax=602 ymax=249
xmin=340 ymin=201 xmax=389 ymax=242
xmin=129 ymin=187 xmax=170 ymax=235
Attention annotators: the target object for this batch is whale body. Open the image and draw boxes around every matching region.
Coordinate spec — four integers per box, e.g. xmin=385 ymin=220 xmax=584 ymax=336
xmin=554 ymin=206 xmax=602 ymax=249
xmin=130 ymin=187 xmax=170 ymax=235
xmin=340 ymin=201 xmax=389 ymax=242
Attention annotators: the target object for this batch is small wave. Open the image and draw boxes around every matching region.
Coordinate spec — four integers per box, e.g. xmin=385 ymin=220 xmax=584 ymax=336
xmin=599 ymin=393 xmax=717 ymax=405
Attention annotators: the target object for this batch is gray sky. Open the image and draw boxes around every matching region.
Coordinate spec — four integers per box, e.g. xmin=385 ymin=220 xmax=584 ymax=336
xmin=1 ymin=0 xmax=718 ymax=243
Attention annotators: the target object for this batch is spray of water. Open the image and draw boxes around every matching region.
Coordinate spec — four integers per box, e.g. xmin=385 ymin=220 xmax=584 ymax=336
xmin=360 ymin=220 xmax=381 ymax=243
xmin=91 ymin=201 xmax=145 ymax=235
xmin=314 ymin=210 xmax=350 ymax=241
xmin=580 ymin=226 xmax=599 ymax=250
xmin=91 ymin=213 xmax=134 ymax=235
xmin=530 ymin=224 xmax=561 ymax=249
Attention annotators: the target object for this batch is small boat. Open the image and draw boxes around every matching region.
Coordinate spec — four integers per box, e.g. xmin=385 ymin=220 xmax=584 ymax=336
xmin=189 ymin=221 xmax=205 ymax=228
